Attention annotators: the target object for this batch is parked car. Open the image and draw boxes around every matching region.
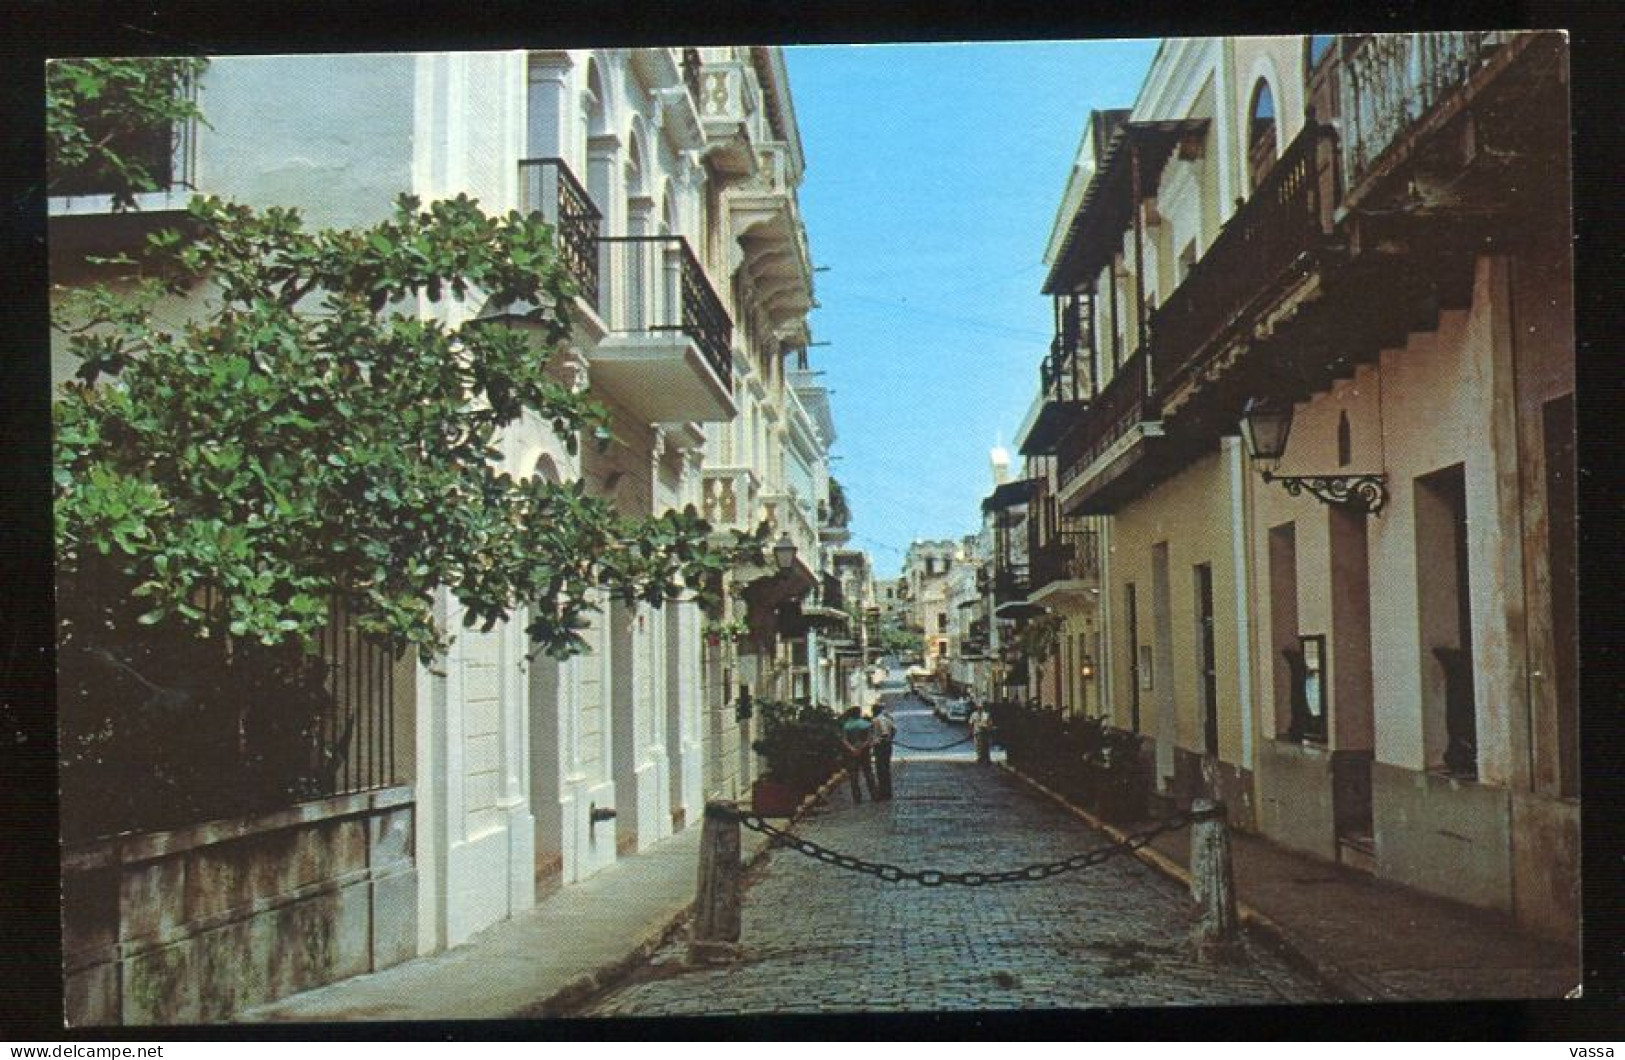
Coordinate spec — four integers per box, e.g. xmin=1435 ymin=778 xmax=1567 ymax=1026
xmin=943 ymin=697 xmax=971 ymax=723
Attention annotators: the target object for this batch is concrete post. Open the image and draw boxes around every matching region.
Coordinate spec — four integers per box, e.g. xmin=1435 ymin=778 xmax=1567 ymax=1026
xmin=689 ymin=800 xmax=743 ymax=964
xmin=1189 ymin=797 xmax=1240 ymax=956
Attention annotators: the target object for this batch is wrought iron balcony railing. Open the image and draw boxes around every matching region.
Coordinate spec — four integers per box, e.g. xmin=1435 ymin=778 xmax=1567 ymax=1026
xmin=1030 ymin=526 xmax=1101 ymax=591
xmin=1340 ymin=31 xmax=1512 ymax=198
xmin=1148 ymin=123 xmax=1337 ymax=399
xmin=598 ymin=235 xmax=734 ymax=390
xmin=519 ymin=158 xmax=602 ymax=312
xmin=993 ymin=562 xmax=1031 ymax=604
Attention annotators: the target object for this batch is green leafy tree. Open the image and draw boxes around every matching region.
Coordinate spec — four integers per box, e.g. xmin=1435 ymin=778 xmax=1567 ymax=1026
xmin=48 ymin=58 xmax=765 ymax=838
xmin=875 ymin=620 xmax=923 ymax=660
xmin=55 ymin=193 xmax=762 ymax=666
xmin=47 ymin=57 xmax=208 ymax=208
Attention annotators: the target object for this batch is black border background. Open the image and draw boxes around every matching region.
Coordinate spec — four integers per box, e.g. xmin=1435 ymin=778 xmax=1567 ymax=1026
xmin=4 ymin=0 xmax=1621 ymax=1041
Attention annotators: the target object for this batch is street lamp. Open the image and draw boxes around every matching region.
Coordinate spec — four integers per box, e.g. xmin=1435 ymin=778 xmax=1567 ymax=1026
xmin=1080 ymin=655 xmax=1096 ymax=681
xmin=773 ymin=532 xmax=798 ymax=573
xmin=1240 ymin=396 xmax=1388 ymax=516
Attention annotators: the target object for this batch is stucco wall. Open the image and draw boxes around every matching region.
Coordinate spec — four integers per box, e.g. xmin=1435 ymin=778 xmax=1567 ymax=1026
xmin=197 ymin=55 xmax=418 ymax=229
xmin=1107 ymin=448 xmax=1247 ymax=771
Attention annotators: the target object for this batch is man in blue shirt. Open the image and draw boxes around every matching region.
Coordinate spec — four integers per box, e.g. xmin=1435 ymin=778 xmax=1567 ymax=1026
xmin=839 ymin=706 xmax=879 ymax=803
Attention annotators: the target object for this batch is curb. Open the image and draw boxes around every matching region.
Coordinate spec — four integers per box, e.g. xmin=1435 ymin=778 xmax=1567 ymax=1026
xmin=998 ymin=760 xmax=1373 ymax=1003
xmin=536 ymin=769 xmax=847 ymax=1018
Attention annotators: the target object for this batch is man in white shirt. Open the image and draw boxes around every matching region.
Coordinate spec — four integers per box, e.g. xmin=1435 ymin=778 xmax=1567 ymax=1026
xmin=969 ymin=702 xmax=994 ymax=764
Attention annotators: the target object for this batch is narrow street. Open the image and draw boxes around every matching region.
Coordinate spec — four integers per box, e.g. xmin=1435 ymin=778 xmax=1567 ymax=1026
xmin=584 ymin=691 xmax=1328 ymax=1016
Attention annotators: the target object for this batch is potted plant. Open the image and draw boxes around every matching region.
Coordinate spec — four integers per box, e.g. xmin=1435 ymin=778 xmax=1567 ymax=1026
xmin=749 ymin=699 xmax=844 ymax=816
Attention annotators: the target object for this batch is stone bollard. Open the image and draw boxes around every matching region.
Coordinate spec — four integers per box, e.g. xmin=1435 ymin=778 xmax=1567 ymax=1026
xmin=1189 ymin=797 xmax=1240 ymax=958
xmin=689 ymin=800 xmax=743 ymax=965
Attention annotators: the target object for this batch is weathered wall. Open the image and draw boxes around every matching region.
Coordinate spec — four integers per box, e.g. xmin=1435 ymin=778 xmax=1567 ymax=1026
xmin=198 ymin=55 xmax=418 ymax=229
xmin=62 ymin=789 xmax=415 ymax=1026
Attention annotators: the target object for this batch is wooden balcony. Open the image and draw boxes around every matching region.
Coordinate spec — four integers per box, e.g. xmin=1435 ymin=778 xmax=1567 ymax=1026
xmin=1149 ymin=122 xmax=1339 ymax=418
xmin=1054 ymin=346 xmax=1162 ymax=516
xmin=1028 ymin=525 xmax=1101 ymax=608
xmin=1020 ymin=294 xmax=1092 ymax=457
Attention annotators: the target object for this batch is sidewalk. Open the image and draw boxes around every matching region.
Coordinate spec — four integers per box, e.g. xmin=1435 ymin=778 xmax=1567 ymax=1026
xmin=238 ymin=812 xmax=780 ymax=1023
xmin=1006 ymin=765 xmax=1579 ymax=1003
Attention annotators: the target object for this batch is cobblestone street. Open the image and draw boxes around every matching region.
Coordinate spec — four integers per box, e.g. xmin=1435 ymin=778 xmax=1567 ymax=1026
xmin=584 ymin=697 xmax=1329 ymax=1016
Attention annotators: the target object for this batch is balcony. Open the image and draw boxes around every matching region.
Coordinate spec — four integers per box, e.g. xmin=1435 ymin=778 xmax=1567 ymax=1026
xmin=592 ymin=235 xmax=735 ymax=423
xmin=518 ymin=158 xmax=601 ymax=314
xmin=695 ymin=59 xmax=761 ymax=177
xmin=1029 ymin=525 xmax=1101 ymax=608
xmin=761 ymin=490 xmax=820 ymax=570
xmin=1019 ymin=294 xmax=1092 ymax=457
xmin=992 ymin=563 xmax=1031 ymax=606
xmin=1148 ymin=122 xmax=1339 ymax=421
xmin=1055 ymin=346 xmax=1162 ymax=516
xmin=1341 ymin=32 xmax=1515 ymax=206
xmin=700 ymin=466 xmax=760 ymax=535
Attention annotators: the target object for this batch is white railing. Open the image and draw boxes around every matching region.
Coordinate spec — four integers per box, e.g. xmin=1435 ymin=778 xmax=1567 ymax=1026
xmin=701 ymin=466 xmax=760 ymax=534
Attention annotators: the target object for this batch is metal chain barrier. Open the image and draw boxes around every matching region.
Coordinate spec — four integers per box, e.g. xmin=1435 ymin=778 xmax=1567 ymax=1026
xmin=708 ymin=802 xmax=1222 ymax=887
xmin=887 ymin=733 xmax=976 ymax=752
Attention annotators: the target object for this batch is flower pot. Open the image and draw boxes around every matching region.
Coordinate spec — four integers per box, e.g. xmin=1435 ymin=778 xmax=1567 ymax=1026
xmin=751 ymin=776 xmax=802 ymax=818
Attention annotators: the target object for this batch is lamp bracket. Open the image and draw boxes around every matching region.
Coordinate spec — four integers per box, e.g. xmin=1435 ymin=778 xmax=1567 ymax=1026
xmin=1262 ymin=471 xmax=1388 ymax=516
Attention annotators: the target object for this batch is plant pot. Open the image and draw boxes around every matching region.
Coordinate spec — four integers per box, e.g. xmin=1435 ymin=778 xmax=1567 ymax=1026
xmin=752 ymin=776 xmax=803 ymax=818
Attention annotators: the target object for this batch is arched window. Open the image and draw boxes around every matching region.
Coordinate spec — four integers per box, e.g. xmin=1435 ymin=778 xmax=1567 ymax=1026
xmin=1247 ymin=77 xmax=1278 ymax=192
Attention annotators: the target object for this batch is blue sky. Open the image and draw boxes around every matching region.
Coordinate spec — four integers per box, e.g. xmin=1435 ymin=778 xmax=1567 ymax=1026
xmin=785 ymin=40 xmax=1159 ymax=579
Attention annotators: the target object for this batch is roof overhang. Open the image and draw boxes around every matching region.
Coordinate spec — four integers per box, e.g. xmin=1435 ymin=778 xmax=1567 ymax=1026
xmin=980 ymin=477 xmax=1042 ymax=515
xmin=1043 ymin=118 xmax=1211 ymax=295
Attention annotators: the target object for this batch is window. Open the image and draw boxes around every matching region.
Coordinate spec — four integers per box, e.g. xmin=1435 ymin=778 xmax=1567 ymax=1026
xmin=48 ymin=57 xmax=201 ymax=203
xmin=1414 ymin=464 xmax=1475 ymax=778
xmin=1195 ymin=563 xmax=1219 ymax=757
xmin=1269 ymin=522 xmax=1302 ymax=739
xmin=1337 ymin=410 xmax=1352 ymax=467
xmin=1125 ymin=583 xmax=1141 ymax=732
xmin=1247 ymin=78 xmax=1278 ymax=193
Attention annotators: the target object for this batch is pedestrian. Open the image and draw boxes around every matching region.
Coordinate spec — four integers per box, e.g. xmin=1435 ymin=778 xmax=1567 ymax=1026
xmin=969 ymin=700 xmax=994 ymax=764
xmin=870 ymin=703 xmax=897 ymax=800
xmin=839 ymin=706 xmax=879 ymax=803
